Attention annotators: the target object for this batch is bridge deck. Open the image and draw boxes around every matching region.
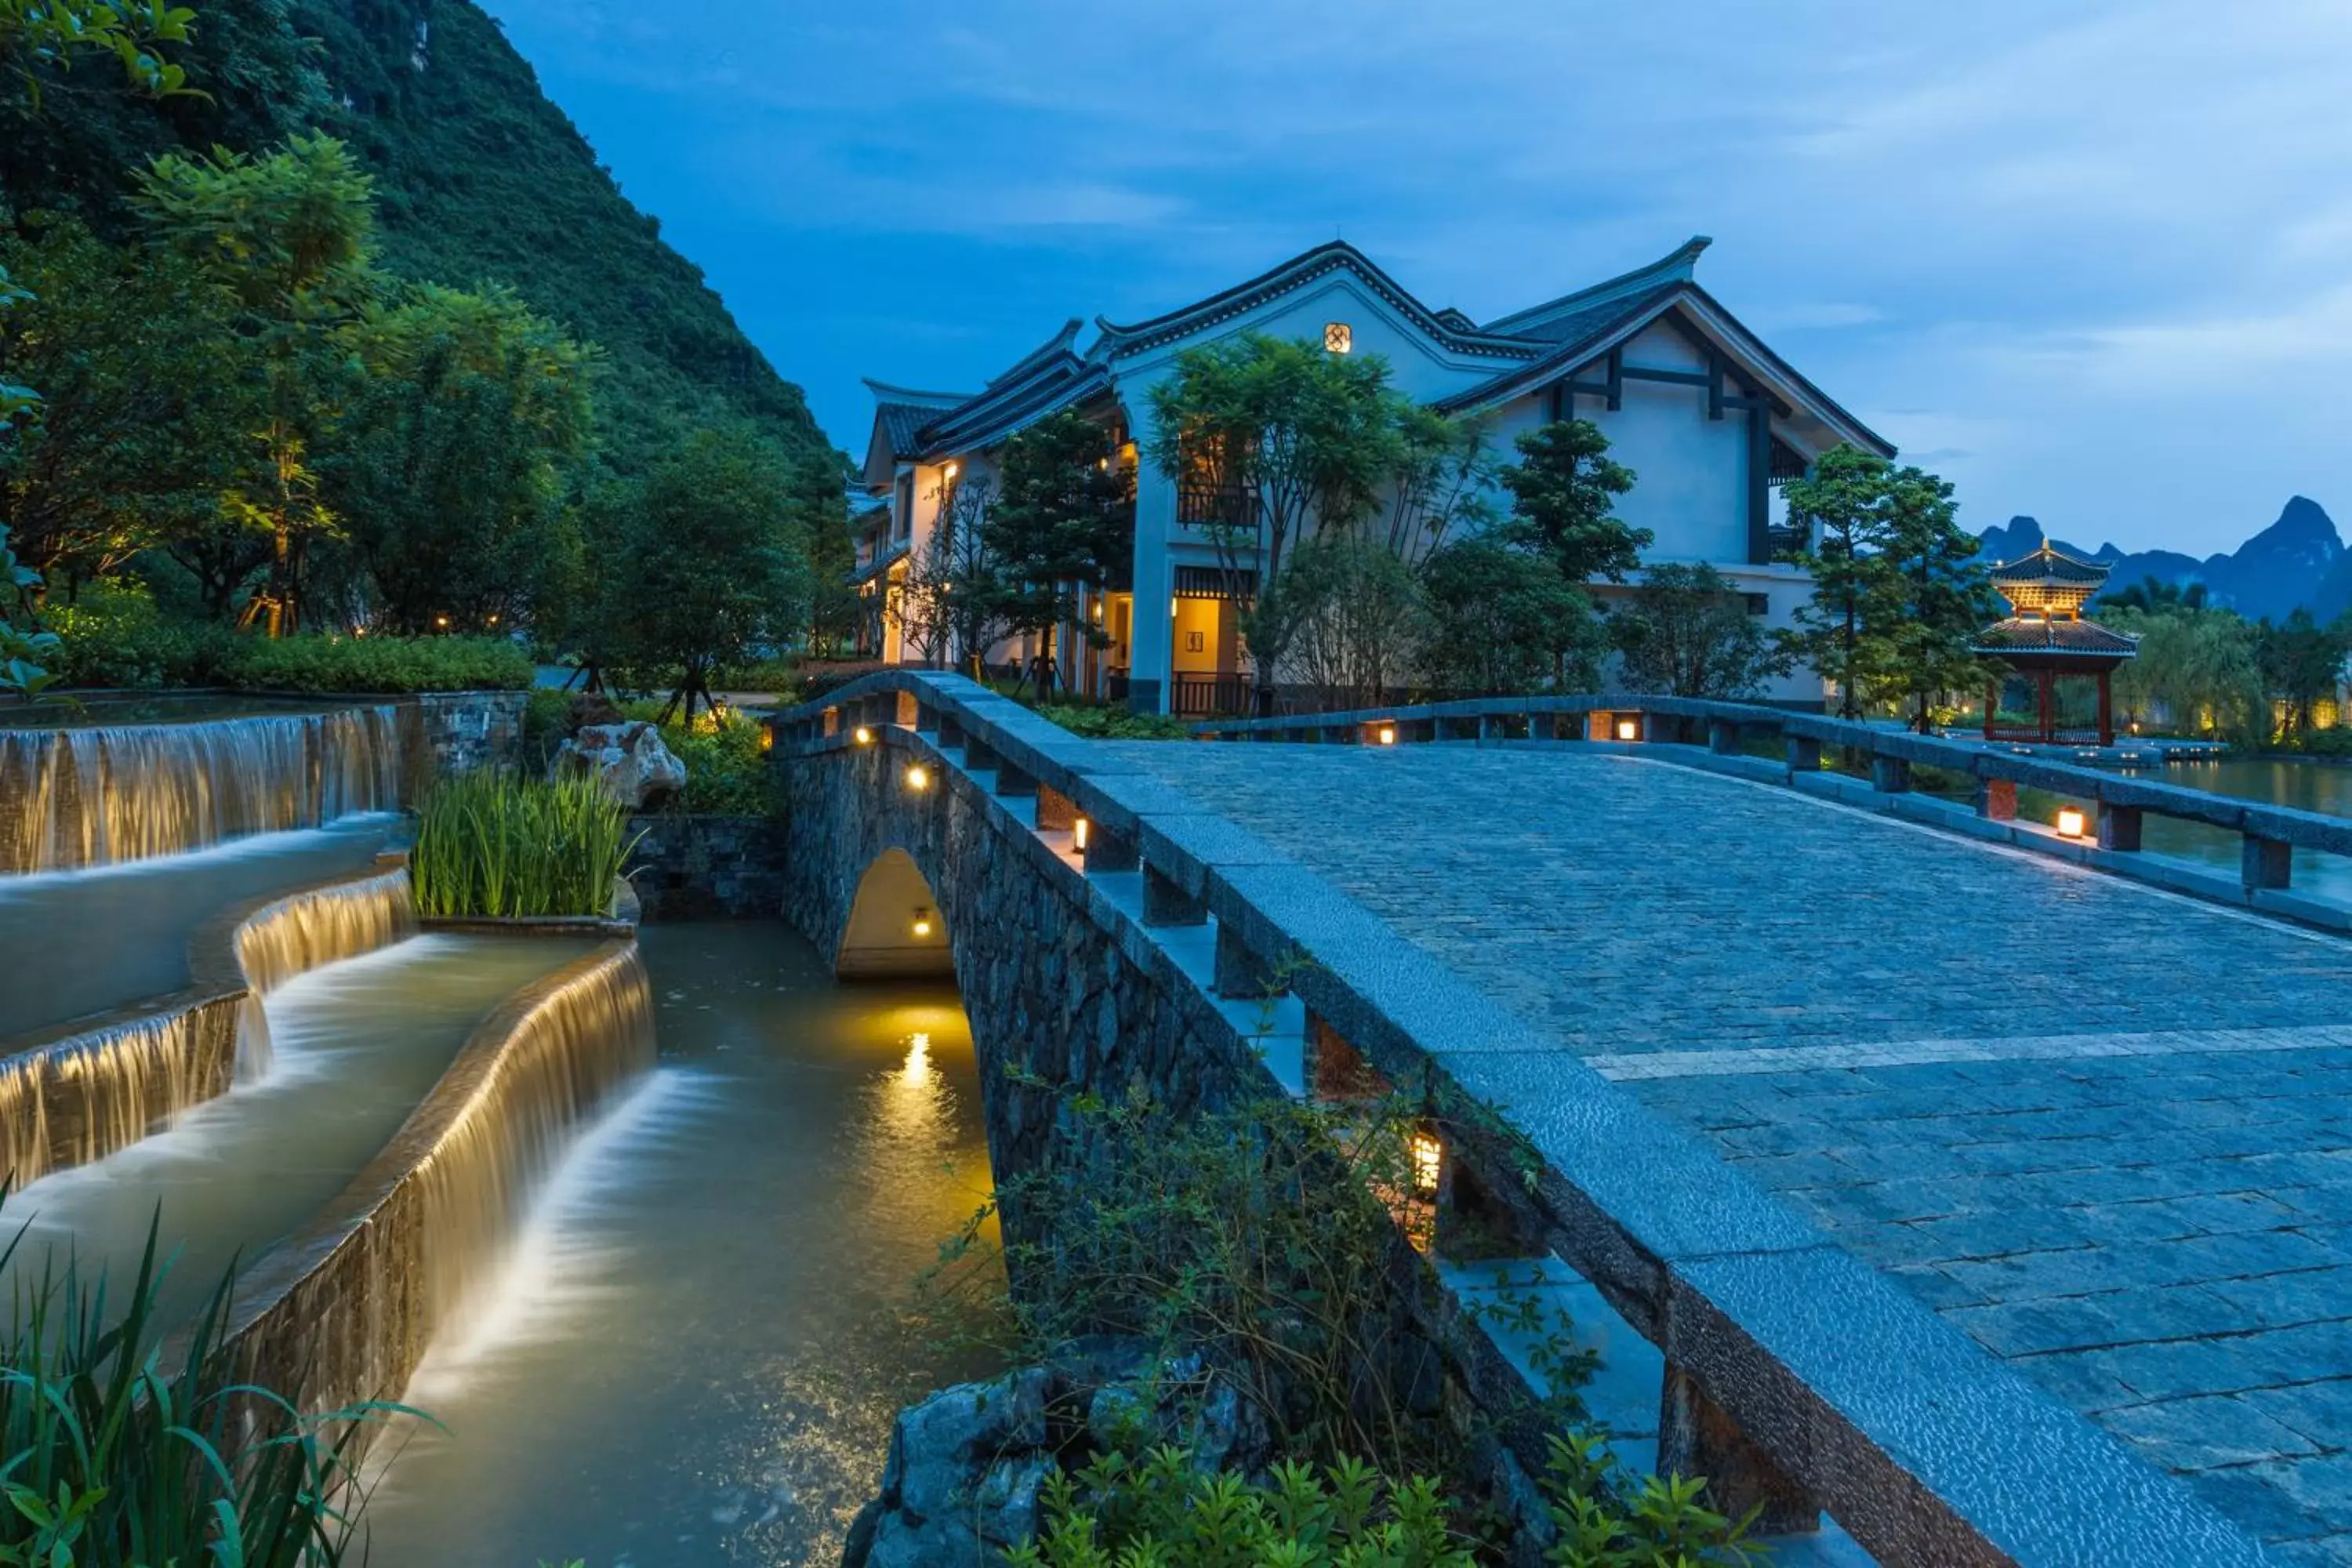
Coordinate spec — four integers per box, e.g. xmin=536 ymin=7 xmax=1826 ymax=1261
xmin=1108 ymin=740 xmax=2352 ymax=1565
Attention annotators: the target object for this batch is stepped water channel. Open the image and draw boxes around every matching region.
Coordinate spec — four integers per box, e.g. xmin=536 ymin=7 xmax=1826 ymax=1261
xmin=0 ymin=700 xmax=991 ymax=1566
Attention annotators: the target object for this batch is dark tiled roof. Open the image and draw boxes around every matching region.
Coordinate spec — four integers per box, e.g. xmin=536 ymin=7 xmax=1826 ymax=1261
xmin=1990 ymin=542 xmax=2112 ymax=588
xmin=1089 ymin=241 xmax=1546 ymax=363
xmin=852 ymin=541 xmax=909 ymax=586
xmin=865 ymin=380 xmax=971 ymax=459
xmin=1428 ymin=284 xmax=1683 ymax=415
xmin=1482 ymin=236 xmax=1712 ymax=337
xmin=1970 ymin=616 xmax=2139 ymax=658
xmin=913 ymin=358 xmax=1111 ymax=459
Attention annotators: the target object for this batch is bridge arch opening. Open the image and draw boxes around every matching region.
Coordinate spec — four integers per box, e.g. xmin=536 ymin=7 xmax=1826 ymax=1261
xmin=837 ymin=847 xmax=955 ymax=980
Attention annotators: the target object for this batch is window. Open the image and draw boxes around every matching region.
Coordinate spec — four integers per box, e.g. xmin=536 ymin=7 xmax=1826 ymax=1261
xmin=1323 ymin=321 xmax=1353 ymax=354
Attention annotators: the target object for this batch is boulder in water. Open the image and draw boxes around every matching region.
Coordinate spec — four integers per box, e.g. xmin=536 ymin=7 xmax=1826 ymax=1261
xmin=550 ymin=721 xmax=687 ymax=810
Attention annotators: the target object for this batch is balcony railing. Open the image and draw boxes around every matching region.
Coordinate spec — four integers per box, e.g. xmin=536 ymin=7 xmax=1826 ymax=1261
xmin=1171 ymin=672 xmax=1258 ymax=718
xmin=1177 ymin=481 xmax=1258 ymax=533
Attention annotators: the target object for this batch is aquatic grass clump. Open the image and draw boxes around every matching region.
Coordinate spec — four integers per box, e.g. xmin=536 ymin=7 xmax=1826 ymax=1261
xmin=0 ymin=1221 xmax=397 ymax=1566
xmin=408 ymin=771 xmax=637 ymax=919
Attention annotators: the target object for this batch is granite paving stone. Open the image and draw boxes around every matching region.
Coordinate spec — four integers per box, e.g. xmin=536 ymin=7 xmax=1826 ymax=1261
xmin=1106 ymin=740 xmax=2352 ymax=1557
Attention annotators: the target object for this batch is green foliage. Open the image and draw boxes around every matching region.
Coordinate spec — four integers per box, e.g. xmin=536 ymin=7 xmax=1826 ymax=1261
xmin=1032 ymin=700 xmax=1194 ymax=740
xmin=2285 ymin=725 xmax=2352 ymax=758
xmin=892 ymin=473 xmax=1012 ymax=676
xmin=408 ymin=769 xmax=636 ymax=918
xmin=2104 ymin=604 xmax=2264 ymax=743
xmin=0 ymin=523 xmax=60 ymax=699
xmin=0 ymin=1215 xmax=401 ymax=1566
xmin=1270 ymin=532 xmax=1425 ymax=710
xmin=597 ymin=425 xmax=815 ymax=723
xmin=1496 ymin=421 xmax=1645 ymax=586
xmin=1008 ymin=1448 xmax=1478 ymax=1568
xmin=1539 ymin=1434 xmax=1766 ymax=1568
xmin=1418 ymin=537 xmax=1600 ymax=696
xmin=1777 ymin=446 xmax=1989 ymax=727
xmin=652 ymin=707 xmax=778 ymax=815
xmin=331 ymin=281 xmax=593 ymax=633
xmin=0 ymin=0 xmax=196 ymax=107
xmin=1611 ymin=564 xmax=1791 ymax=700
xmin=1145 ymin=334 xmax=1409 ymax=679
xmin=45 ymin=583 xmax=531 ymax=690
xmin=924 ymin=1086 xmax=1530 ymax=1475
xmin=0 ymin=217 xmax=256 ymax=583
xmin=2256 ymin=608 xmax=2348 ymax=737
xmin=985 ymin=411 xmax=1136 ymax=669
xmin=212 ymin=629 xmax=531 ymax=691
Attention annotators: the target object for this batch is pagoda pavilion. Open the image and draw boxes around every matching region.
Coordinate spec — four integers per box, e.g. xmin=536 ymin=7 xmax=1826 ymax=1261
xmin=1972 ymin=543 xmax=2140 ymax=746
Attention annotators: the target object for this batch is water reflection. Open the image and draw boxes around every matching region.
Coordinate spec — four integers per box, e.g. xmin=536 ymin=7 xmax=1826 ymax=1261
xmin=361 ymin=922 xmax=999 ymax=1568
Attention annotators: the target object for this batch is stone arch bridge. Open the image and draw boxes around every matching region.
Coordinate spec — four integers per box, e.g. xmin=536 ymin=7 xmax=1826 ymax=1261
xmin=775 ymin=672 xmax=2352 ymax=1568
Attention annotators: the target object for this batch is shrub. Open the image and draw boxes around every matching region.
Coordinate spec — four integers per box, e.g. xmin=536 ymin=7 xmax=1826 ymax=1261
xmin=0 ymin=1219 xmax=395 ymax=1566
xmin=1033 ymin=701 xmax=1194 ymax=741
xmin=409 ymin=771 xmax=638 ymax=918
xmin=216 ymin=633 xmax=533 ymax=693
xmin=659 ymin=709 xmax=778 ymax=814
xmin=1008 ymin=1439 xmax=1765 ymax=1567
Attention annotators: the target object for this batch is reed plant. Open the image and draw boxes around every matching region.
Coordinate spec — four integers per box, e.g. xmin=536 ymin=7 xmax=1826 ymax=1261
xmin=0 ymin=1219 xmax=394 ymax=1566
xmin=408 ymin=771 xmax=638 ymax=919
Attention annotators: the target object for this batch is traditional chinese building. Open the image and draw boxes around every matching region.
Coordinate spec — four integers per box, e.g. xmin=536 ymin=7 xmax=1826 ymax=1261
xmin=1972 ymin=543 xmax=2139 ymax=746
xmin=852 ymin=236 xmax=1893 ymax=715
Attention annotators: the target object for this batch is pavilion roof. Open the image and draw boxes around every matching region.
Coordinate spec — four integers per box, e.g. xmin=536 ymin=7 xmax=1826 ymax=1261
xmin=1990 ymin=542 xmax=2112 ymax=589
xmin=1969 ymin=616 xmax=2139 ymax=659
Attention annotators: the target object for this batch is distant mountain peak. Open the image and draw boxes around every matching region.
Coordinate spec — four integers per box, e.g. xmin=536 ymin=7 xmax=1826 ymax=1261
xmin=1980 ymin=496 xmax=2346 ymax=622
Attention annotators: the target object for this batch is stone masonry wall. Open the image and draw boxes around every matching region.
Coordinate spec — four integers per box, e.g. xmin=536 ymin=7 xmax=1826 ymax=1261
xmin=401 ymin=689 xmax=527 ymax=797
xmin=781 ymin=738 xmax=1273 ymax=1207
xmin=625 ymin=814 xmax=787 ymax=920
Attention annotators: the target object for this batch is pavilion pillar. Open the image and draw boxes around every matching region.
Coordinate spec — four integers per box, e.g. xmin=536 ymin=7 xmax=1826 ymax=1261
xmin=2036 ymin=669 xmax=2056 ymax=745
xmin=1983 ymin=681 xmax=1998 ymax=741
xmin=2096 ymin=668 xmax=2115 ymax=747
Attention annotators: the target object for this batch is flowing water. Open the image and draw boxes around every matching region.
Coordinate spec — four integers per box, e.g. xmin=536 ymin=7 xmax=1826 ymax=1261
xmin=1 ymin=932 xmax=597 ymax=1337
xmin=0 ymin=706 xmax=400 ymax=874
xmin=0 ymin=816 xmax=396 ymax=1043
xmin=360 ymin=922 xmax=996 ymax=1568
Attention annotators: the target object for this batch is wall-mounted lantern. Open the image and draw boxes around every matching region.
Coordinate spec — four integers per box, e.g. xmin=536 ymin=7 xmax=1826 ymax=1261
xmin=905 ymin=763 xmax=931 ymax=792
xmin=911 ymin=908 xmax=935 ymax=938
xmin=1073 ymin=816 xmax=1091 ymax=852
xmin=854 ymin=725 xmax=874 ymax=746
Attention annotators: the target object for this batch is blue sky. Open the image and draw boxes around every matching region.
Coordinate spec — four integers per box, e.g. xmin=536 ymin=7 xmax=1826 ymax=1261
xmin=479 ymin=0 xmax=2352 ymax=557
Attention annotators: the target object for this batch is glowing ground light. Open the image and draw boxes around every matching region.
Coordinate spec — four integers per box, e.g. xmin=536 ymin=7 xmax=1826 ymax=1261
xmin=905 ymin=764 xmax=931 ymax=791
xmin=1377 ymin=724 xmax=1397 ymax=746
xmin=1410 ymin=1130 xmax=1443 ymax=1196
xmin=1615 ymin=717 xmax=1639 ymax=742
xmin=2056 ymin=807 xmax=2087 ymax=838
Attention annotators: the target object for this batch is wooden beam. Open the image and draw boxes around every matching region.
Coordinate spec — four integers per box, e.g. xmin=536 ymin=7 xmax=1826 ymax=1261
xmin=1747 ymin=403 xmax=1771 ymax=564
xmin=1605 ymin=346 xmax=1623 ymax=412
xmin=1707 ymin=350 xmax=1725 ymax=421
xmin=1617 ymin=365 xmax=1711 ymax=389
xmin=1549 ymin=380 xmax=1565 ymax=423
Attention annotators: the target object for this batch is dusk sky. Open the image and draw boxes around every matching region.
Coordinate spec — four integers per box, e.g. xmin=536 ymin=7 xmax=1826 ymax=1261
xmin=476 ymin=0 xmax=2352 ymax=558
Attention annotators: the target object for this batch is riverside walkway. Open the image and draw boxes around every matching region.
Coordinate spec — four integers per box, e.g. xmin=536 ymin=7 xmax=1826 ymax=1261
xmin=1109 ymin=736 xmax=2352 ymax=1566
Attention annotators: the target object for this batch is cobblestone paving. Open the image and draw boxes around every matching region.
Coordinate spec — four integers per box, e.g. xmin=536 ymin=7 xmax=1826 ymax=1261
xmin=1108 ymin=742 xmax=2352 ymax=1563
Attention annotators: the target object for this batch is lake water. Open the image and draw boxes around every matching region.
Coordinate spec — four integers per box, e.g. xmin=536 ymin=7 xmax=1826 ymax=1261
xmin=2125 ymin=758 xmax=2352 ymax=905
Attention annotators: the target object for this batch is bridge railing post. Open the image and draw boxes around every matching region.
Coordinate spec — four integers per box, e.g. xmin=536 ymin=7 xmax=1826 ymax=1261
xmin=2244 ymin=833 xmax=2292 ymax=891
xmin=1658 ymin=1366 xmax=1820 ymax=1538
xmin=1707 ymin=718 xmax=1740 ymax=756
xmin=1785 ymin=735 xmax=1820 ymax=772
xmin=1214 ymin=924 xmax=1282 ymax=1000
xmin=1142 ymin=865 xmax=1207 ymax=926
xmin=1869 ymin=755 xmax=1911 ymax=794
xmin=2097 ymin=801 xmax=2143 ymax=851
xmin=1083 ymin=822 xmax=1138 ymax=874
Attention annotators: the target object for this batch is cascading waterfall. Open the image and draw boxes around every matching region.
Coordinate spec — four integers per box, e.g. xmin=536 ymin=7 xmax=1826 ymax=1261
xmin=0 ymin=1003 xmax=235 ymax=1186
xmin=410 ymin=945 xmax=657 ymax=1342
xmin=0 ymin=865 xmax=421 ymax=1182
xmin=230 ymin=866 xmax=419 ymax=1082
xmin=0 ymin=706 xmax=401 ymax=874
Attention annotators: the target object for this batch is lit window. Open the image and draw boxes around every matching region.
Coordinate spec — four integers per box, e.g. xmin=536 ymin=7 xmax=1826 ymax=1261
xmin=1323 ymin=321 xmax=1353 ymax=354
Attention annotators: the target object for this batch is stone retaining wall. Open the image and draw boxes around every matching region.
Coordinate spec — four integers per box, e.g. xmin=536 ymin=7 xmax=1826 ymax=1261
xmin=626 ymin=814 xmax=786 ymax=920
xmin=216 ymin=938 xmax=655 ymax=1425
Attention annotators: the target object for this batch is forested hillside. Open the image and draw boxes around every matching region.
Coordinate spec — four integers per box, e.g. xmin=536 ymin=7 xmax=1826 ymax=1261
xmin=1 ymin=0 xmax=827 ymax=469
